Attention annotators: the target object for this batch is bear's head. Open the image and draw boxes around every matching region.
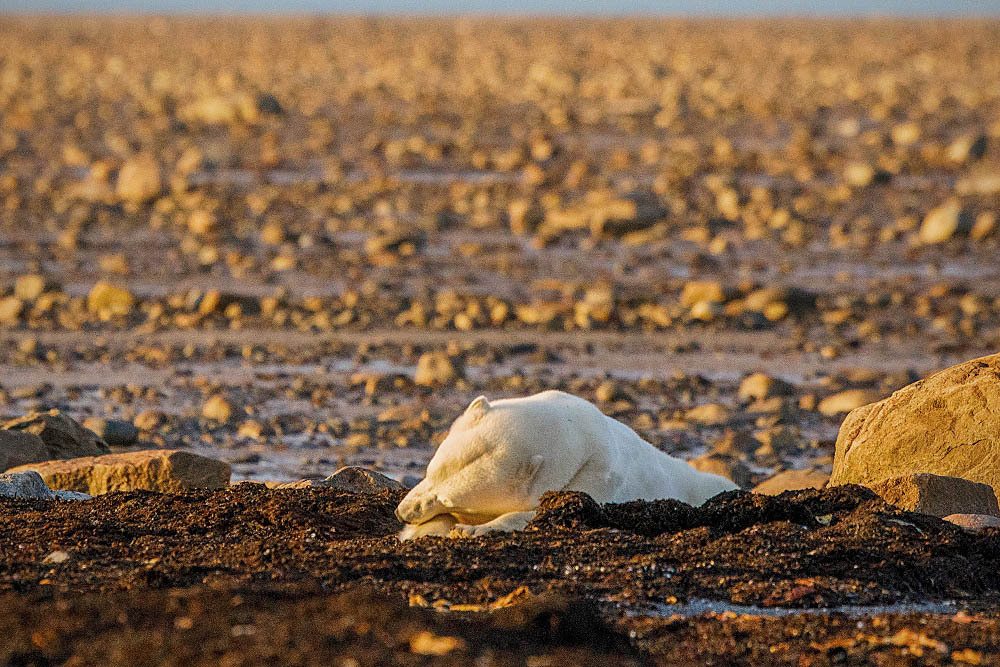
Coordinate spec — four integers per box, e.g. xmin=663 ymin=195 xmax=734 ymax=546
xmin=395 ymin=395 xmax=544 ymax=526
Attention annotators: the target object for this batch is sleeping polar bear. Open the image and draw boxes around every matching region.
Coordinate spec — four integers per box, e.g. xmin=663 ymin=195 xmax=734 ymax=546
xmin=396 ymin=390 xmax=738 ymax=540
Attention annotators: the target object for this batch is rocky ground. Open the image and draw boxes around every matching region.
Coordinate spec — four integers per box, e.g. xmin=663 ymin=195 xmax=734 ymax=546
xmin=3 ymin=486 xmax=1000 ymax=665
xmin=1 ymin=15 xmax=1000 ymax=665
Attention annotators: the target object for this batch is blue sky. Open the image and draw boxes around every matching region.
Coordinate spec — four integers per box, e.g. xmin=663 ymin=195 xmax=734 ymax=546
xmin=4 ymin=0 xmax=1000 ymax=14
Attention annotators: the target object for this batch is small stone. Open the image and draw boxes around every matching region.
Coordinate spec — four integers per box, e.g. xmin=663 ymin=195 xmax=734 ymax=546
xmin=919 ymin=200 xmax=966 ymax=245
xmin=255 ymin=93 xmax=283 ymax=115
xmin=817 ymin=389 xmax=881 ymax=416
xmin=869 ymin=473 xmax=999 ymax=518
xmin=188 ymin=209 xmax=216 ymax=235
xmin=115 ymin=153 xmax=162 ymax=204
xmin=42 ymin=550 xmax=70 ymax=565
xmin=345 ymin=432 xmax=372 ymax=448
xmin=318 ymin=466 xmax=406 ymax=493
xmin=688 ymin=454 xmax=751 ymax=488
xmin=365 ymin=231 xmax=425 ymax=256
xmin=738 ymin=372 xmax=794 ymax=402
xmin=87 ymin=281 xmax=135 ymax=318
xmin=0 ymin=296 xmax=24 ymax=324
xmin=259 ymin=222 xmax=285 ymax=245
xmin=753 ymin=469 xmax=830 ymax=495
xmin=133 ymin=410 xmax=163 ymax=432
xmin=0 ymin=471 xmax=54 ymax=499
xmin=945 ymin=134 xmax=987 ymax=163
xmin=680 ymin=281 xmax=725 ymax=308
xmin=943 ymin=514 xmax=1000 ymax=532
xmin=14 ymin=274 xmax=45 ymax=301
xmin=82 ymin=418 xmax=139 ymax=447
xmin=595 ymin=380 xmax=621 ymax=402
xmin=376 ymin=402 xmax=424 ymax=423
xmin=843 ymin=162 xmax=874 ymax=187
xmin=684 ymin=403 xmax=730 ymax=425
xmin=689 ymin=300 xmax=720 ymax=322
xmin=971 ymin=212 xmax=997 ymax=241
xmin=202 ymin=395 xmax=233 ymax=423
xmin=414 ymin=351 xmax=462 ymax=387
xmin=409 ymin=631 xmax=465 ymax=656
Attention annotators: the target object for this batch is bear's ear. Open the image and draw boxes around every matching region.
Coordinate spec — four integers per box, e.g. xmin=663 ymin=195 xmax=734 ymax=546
xmin=465 ymin=395 xmax=490 ymax=420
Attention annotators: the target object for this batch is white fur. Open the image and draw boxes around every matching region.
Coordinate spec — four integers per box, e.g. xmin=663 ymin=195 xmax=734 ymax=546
xmin=396 ymin=390 xmax=738 ymax=539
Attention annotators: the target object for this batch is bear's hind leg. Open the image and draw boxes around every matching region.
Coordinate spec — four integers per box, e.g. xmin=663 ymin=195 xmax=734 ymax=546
xmin=451 ymin=510 xmax=537 ymax=538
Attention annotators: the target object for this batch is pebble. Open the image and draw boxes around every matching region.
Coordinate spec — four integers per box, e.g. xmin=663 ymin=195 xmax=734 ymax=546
xmin=919 ymin=200 xmax=964 ymax=245
xmin=414 ymin=352 xmax=462 ymax=387
xmin=87 ymin=282 xmax=135 ymax=318
xmin=737 ymin=373 xmax=794 ymax=402
xmin=202 ymin=395 xmax=233 ymax=423
xmin=42 ymin=550 xmax=71 ymax=565
xmin=684 ymin=403 xmax=730 ymax=425
xmin=817 ymin=389 xmax=881 ymax=416
xmin=115 ymin=153 xmax=162 ymax=204
xmin=14 ymin=274 xmax=46 ymax=301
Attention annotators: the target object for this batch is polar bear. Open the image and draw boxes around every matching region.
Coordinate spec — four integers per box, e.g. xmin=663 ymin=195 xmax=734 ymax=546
xmin=396 ymin=390 xmax=738 ymax=540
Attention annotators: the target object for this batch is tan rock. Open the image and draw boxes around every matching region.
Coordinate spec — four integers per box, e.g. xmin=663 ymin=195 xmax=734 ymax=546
xmin=843 ymin=162 xmax=874 ymax=187
xmin=971 ymin=212 xmax=997 ymax=241
xmin=919 ymin=200 xmax=966 ymax=245
xmin=688 ymin=454 xmax=751 ymax=488
xmin=202 ymin=395 xmax=233 ymax=422
xmin=86 ymin=281 xmax=134 ymax=318
xmin=14 ymin=274 xmax=46 ymax=301
xmin=830 ymin=353 xmax=1000 ymax=499
xmin=187 ymin=209 xmax=216 ymax=235
xmin=8 ymin=450 xmax=231 ymax=495
xmin=738 ymin=372 xmax=794 ymax=402
xmin=817 ymin=389 xmax=882 ymax=416
xmin=680 ymin=281 xmax=725 ymax=308
xmin=317 ymin=466 xmax=405 ymax=493
xmin=414 ymin=351 xmax=462 ymax=386
xmin=115 ymin=153 xmax=162 ymax=204
xmin=753 ymin=469 xmax=829 ymax=495
xmin=3 ymin=409 xmax=109 ymax=461
xmin=0 ymin=296 xmax=23 ymax=324
xmin=869 ymin=473 xmax=999 ymax=518
xmin=684 ymin=403 xmax=730 ymax=425
xmin=943 ymin=514 xmax=1000 ymax=532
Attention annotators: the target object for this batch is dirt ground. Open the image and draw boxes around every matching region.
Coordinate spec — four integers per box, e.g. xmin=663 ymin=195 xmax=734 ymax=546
xmin=3 ymin=485 xmax=1000 ymax=664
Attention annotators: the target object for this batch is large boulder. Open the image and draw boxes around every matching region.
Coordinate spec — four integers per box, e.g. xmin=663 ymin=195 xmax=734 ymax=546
xmin=869 ymin=473 xmax=1000 ymax=518
xmin=7 ymin=449 xmax=230 ymax=495
xmin=831 ymin=353 xmax=1000 ymax=497
xmin=1 ymin=410 xmax=109 ymax=471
